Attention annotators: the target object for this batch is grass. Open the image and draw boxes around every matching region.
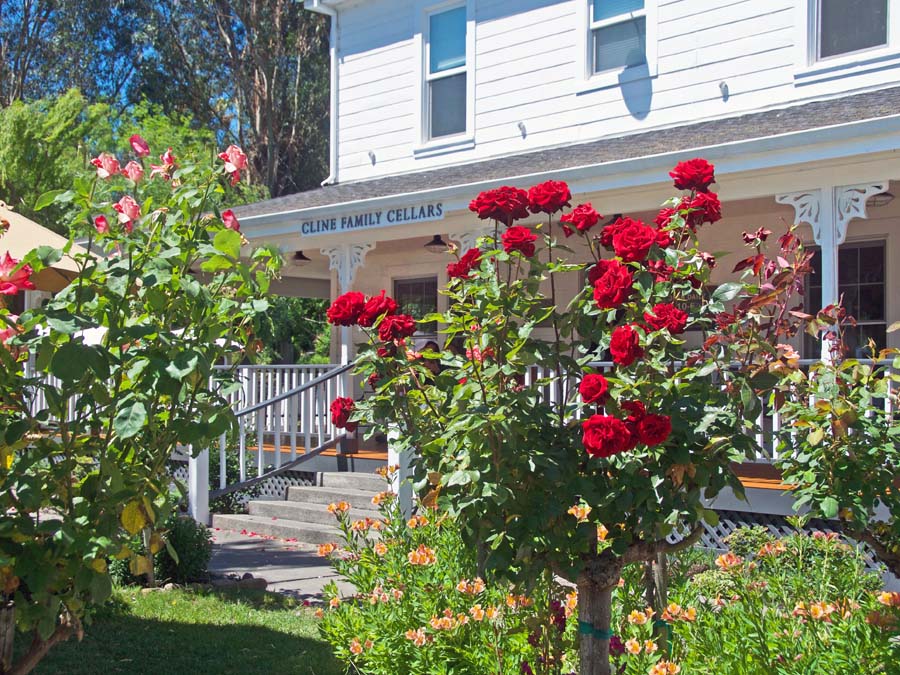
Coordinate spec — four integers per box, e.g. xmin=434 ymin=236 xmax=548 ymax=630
xmin=31 ymin=587 xmax=344 ymax=675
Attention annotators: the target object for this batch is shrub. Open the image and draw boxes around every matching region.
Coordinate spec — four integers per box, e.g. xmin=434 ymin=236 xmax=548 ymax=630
xmin=109 ymin=515 xmax=213 ymax=586
xmin=722 ymin=526 xmax=772 ymax=558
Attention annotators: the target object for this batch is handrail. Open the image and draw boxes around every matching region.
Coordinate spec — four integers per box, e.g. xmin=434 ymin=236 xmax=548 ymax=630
xmin=209 ymin=434 xmax=346 ymax=500
xmin=232 ymin=363 xmax=353 ymax=417
xmin=213 ymin=363 xmax=340 ymax=371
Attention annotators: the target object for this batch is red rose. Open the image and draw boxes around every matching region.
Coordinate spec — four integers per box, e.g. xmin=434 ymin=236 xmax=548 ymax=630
xmin=447 ymin=248 xmax=482 ymax=279
xmin=609 ymin=325 xmax=643 ymax=366
xmin=590 ymin=259 xmax=633 ymax=309
xmin=560 ymin=203 xmax=601 ymax=237
xmin=654 ymin=207 xmax=676 ymax=229
xmin=621 ymin=400 xmax=646 ymax=423
xmin=612 ymin=218 xmax=657 ymax=263
xmin=358 ymin=290 xmax=398 ymax=327
xmin=378 ymin=313 xmax=417 ymax=342
xmin=669 ymin=158 xmax=716 ymax=192
xmin=502 ymin=225 xmax=537 ymax=257
xmin=684 ymin=192 xmax=721 ymax=228
xmin=579 ymin=373 xmax=610 ymax=405
xmin=330 ymin=396 xmax=358 ymax=432
xmin=367 ymin=373 xmax=380 ymax=389
xmin=376 ymin=344 xmax=397 ymax=358
xmin=326 ymin=291 xmax=366 ymax=326
xmin=646 ymin=259 xmax=674 ymax=282
xmin=699 ymin=251 xmax=717 ymax=269
xmin=0 ymin=253 xmax=35 ymax=296
xmin=527 ymin=180 xmax=572 ymax=215
xmin=598 ymin=216 xmax=630 ymax=249
xmin=636 ymin=414 xmax=671 ymax=446
xmin=468 ymin=186 xmax=530 ymax=225
xmin=655 ymin=227 xmax=674 ymax=248
xmin=644 ymin=303 xmax=688 ymax=334
xmin=582 ymin=415 xmax=633 ymax=458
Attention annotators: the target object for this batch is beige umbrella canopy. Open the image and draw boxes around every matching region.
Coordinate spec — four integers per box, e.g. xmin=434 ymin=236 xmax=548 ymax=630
xmin=0 ymin=201 xmax=88 ymax=292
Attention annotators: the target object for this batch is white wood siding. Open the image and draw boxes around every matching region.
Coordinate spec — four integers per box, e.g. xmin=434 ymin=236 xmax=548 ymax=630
xmin=334 ymin=0 xmax=900 ymax=182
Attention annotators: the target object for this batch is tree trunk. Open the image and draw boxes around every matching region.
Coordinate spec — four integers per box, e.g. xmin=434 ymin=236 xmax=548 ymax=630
xmin=0 ymin=601 xmax=13 ymax=674
xmin=142 ymin=528 xmax=156 ymax=588
xmin=578 ymin=552 xmax=623 ymax=675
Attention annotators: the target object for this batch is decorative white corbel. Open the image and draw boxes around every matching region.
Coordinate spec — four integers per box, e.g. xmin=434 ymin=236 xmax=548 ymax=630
xmin=320 ymin=243 xmax=374 ymax=293
xmin=834 ymin=182 xmax=889 ymax=245
xmin=448 ymin=227 xmax=494 ymax=252
xmin=775 ymin=189 xmax=823 ymax=241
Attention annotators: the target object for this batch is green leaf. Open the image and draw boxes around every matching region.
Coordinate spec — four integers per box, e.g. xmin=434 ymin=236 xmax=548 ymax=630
xmin=165 ymin=351 xmax=200 ymax=381
xmin=50 ymin=342 xmax=90 ymax=382
xmin=712 ymin=282 xmax=743 ymax=303
xmin=114 ymin=401 xmax=147 ymax=439
xmin=34 ymin=189 xmax=67 ymax=211
xmin=821 ymin=496 xmax=839 ymax=519
xmin=213 ymin=229 xmax=242 ymax=259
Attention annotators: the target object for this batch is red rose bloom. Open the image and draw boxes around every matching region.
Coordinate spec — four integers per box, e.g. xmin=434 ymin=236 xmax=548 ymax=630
xmin=654 ymin=207 xmax=676 ymax=229
xmin=559 ymin=203 xmax=601 ymax=237
xmin=327 ymin=291 xmax=366 ymax=326
xmin=358 ymin=290 xmax=398 ymax=327
xmin=378 ymin=313 xmax=417 ymax=342
xmin=582 ymin=415 xmax=633 ymax=458
xmin=621 ymin=400 xmax=646 ymax=424
xmin=502 ymin=225 xmax=537 ymax=257
xmin=330 ymin=396 xmax=358 ymax=432
xmin=636 ymin=414 xmax=671 ymax=446
xmin=376 ymin=344 xmax=397 ymax=358
xmin=646 ymin=259 xmax=674 ymax=283
xmin=579 ymin=373 xmax=610 ymax=405
xmin=669 ymin=158 xmax=716 ymax=193
xmin=612 ymin=218 xmax=657 ymax=263
xmin=447 ymin=248 xmax=482 ymax=279
xmin=684 ymin=192 xmax=721 ymax=228
xmin=598 ymin=216 xmax=630 ymax=249
xmin=469 ymin=186 xmax=530 ymax=225
xmin=644 ymin=303 xmax=689 ymax=334
xmin=609 ymin=325 xmax=643 ymax=366
xmin=527 ymin=180 xmax=572 ymax=215
xmin=655 ymin=227 xmax=674 ymax=248
xmin=590 ymin=259 xmax=633 ymax=309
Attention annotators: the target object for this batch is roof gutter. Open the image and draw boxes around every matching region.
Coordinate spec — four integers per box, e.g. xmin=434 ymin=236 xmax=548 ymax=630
xmin=305 ymin=0 xmax=340 ymax=186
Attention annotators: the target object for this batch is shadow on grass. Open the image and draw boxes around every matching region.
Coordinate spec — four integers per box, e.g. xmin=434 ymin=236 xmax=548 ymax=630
xmin=28 ymin=588 xmax=345 ymax=675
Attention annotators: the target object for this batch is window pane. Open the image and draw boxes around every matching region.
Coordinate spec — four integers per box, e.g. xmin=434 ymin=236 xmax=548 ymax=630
xmin=430 ymin=73 xmax=466 ymax=138
xmin=394 ymin=277 xmax=438 ymax=333
xmin=819 ymin=0 xmax=887 ymax=58
xmin=430 ymin=6 xmax=466 ymax=73
xmin=858 ymin=284 xmax=885 ymax=321
xmin=837 ymin=247 xmax=858 ymax=284
xmin=858 ymin=244 xmax=884 ymax=283
xmin=593 ymin=17 xmax=646 ymax=73
xmin=593 ymin=0 xmax=643 ymax=22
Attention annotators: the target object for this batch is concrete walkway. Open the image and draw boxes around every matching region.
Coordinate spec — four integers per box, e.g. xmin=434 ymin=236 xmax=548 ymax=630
xmin=209 ymin=527 xmax=354 ymax=602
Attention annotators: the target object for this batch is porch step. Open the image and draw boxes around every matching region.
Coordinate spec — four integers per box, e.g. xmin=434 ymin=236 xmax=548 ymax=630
xmin=320 ymin=471 xmax=388 ymax=493
xmin=286 ymin=485 xmax=383 ymax=506
xmin=248 ymin=500 xmax=381 ymax=526
xmin=211 ymin=514 xmax=340 ymax=545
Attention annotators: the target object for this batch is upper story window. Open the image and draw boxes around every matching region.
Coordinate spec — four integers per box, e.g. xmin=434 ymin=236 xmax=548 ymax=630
xmin=426 ymin=5 xmax=467 ymax=140
xmin=591 ymin=0 xmax=647 ymax=74
xmin=816 ymin=0 xmax=887 ymax=60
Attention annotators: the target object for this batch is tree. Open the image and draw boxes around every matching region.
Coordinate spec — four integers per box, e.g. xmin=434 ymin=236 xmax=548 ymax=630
xmin=133 ymin=0 xmax=330 ymax=196
xmin=255 ymin=296 xmax=330 ymax=364
xmin=0 ymin=137 xmax=279 ymax=674
xmin=332 ymin=162 xmax=809 ymax=674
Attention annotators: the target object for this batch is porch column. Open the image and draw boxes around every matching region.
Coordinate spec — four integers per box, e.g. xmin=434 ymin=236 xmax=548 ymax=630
xmin=321 ymin=243 xmax=374 ymax=369
xmin=188 ymin=445 xmax=210 ymax=525
xmin=776 ymin=182 xmax=888 ymax=361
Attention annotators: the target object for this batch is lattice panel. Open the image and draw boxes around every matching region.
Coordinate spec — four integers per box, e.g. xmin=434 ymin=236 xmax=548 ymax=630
xmin=255 ymin=471 xmax=316 ymax=499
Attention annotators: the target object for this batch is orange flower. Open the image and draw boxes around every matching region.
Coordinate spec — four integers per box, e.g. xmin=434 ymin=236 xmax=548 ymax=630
xmin=564 ymin=590 xmax=578 ymax=617
xmin=314 ymin=608 xmax=324 ymax=619
xmin=567 ymin=504 xmax=592 ymax=523
xmin=329 ymin=597 xmax=341 ymax=609
xmin=407 ymin=515 xmax=429 ymax=529
xmin=392 ymin=588 xmax=404 ymax=600
xmin=628 ymin=609 xmax=652 ymax=625
xmin=470 ymin=604 xmax=485 ymax=621
xmin=349 ymin=638 xmax=363 ymax=655
xmin=374 ymin=542 xmax=388 ymax=556
xmin=877 ymin=591 xmax=900 ymax=607
xmin=758 ymin=540 xmax=786 ymax=557
xmin=715 ymin=552 xmax=743 ymax=571
xmin=371 ymin=490 xmax=395 ymax=506
xmin=649 ymin=661 xmax=681 ymax=675
xmin=597 ymin=523 xmax=609 ymax=541
xmin=364 ymin=639 xmax=373 ymax=650
xmin=456 ymin=577 xmax=486 ymax=595
xmin=317 ymin=542 xmax=338 ymax=557
xmin=407 ymin=544 xmax=436 ymax=566
xmin=624 ymin=638 xmax=641 ymax=655
xmin=644 ymin=640 xmax=658 ymax=653
xmin=351 ymin=519 xmax=372 ymax=532
xmin=485 ymin=606 xmax=500 ymax=620
xmin=405 ymin=627 xmax=427 ymax=646
xmin=327 ymin=501 xmax=350 ymax=514
xmin=809 ymin=601 xmax=835 ymax=621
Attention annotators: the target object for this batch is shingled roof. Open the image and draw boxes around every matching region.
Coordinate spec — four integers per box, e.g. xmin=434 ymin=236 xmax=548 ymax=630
xmin=234 ymin=86 xmax=900 ymax=219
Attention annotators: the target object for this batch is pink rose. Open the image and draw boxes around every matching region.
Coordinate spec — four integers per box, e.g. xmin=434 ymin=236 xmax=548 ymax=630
xmin=150 ymin=148 xmax=177 ymax=180
xmin=90 ymin=153 xmax=121 ymax=179
xmin=113 ymin=195 xmax=141 ymax=232
xmin=0 ymin=314 xmax=19 ymax=344
xmin=121 ymin=160 xmax=144 ymax=183
xmin=94 ymin=215 xmax=110 ymax=234
xmin=218 ymin=145 xmax=248 ymax=186
xmin=130 ymin=134 xmax=151 ymax=157
xmin=0 ymin=252 xmax=35 ymax=295
xmin=222 ymin=209 xmax=240 ymax=231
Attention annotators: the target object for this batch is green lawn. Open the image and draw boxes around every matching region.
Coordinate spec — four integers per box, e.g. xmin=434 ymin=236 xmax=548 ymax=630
xmin=31 ymin=587 xmax=344 ymax=675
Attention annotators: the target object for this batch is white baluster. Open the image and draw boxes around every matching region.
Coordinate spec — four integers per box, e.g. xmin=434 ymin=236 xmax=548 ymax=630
xmin=273 ymin=399 xmax=282 ymax=469
xmin=219 ymin=432 xmax=227 ymax=489
xmin=303 ymin=371 xmax=312 ymax=454
xmin=289 ymin=393 xmax=298 ymax=462
xmin=257 ymin=408 xmax=265 ymax=477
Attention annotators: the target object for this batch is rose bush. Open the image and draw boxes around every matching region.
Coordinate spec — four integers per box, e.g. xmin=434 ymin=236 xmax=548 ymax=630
xmin=0 ymin=137 xmax=279 ymax=674
xmin=333 ymin=159 xmax=810 ymax=675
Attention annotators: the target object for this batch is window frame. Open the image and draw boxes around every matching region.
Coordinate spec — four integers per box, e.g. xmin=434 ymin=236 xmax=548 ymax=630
xmin=413 ymin=0 xmax=475 ymax=158
xmin=393 ymin=274 xmax=440 ymax=337
xmin=576 ymin=0 xmax=658 ymax=93
xmin=795 ymin=0 xmax=900 ymax=85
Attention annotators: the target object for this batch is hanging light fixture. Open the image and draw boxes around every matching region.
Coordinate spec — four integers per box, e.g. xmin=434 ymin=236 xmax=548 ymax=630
xmin=424 ymin=234 xmax=449 ymax=253
xmin=868 ymin=192 xmax=895 ymax=208
xmin=291 ymin=250 xmax=311 ymax=266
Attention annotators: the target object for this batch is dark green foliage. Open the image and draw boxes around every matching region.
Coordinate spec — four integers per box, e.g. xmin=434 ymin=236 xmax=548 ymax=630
xmin=155 ymin=516 xmax=213 ymax=585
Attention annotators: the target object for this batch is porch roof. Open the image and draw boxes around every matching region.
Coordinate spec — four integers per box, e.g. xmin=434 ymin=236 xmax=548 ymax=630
xmin=234 ymin=86 xmax=900 ymax=222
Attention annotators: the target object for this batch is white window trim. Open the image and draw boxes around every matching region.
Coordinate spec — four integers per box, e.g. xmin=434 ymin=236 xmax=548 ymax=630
xmin=575 ymin=0 xmax=658 ymax=94
xmin=795 ymin=0 xmax=900 ymax=85
xmin=413 ymin=0 xmax=475 ymax=158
